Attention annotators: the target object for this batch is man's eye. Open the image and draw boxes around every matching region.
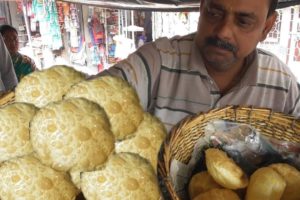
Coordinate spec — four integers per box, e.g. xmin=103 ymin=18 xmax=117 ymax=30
xmin=205 ymin=8 xmax=223 ymax=19
xmin=208 ymin=10 xmax=222 ymax=18
xmin=237 ymin=18 xmax=254 ymax=29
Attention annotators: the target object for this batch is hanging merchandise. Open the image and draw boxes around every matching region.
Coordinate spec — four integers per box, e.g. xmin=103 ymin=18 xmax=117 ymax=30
xmin=91 ymin=15 xmax=105 ymax=45
xmin=56 ymin=1 xmax=65 ymax=32
xmin=87 ymin=7 xmax=106 ymax=71
xmin=294 ymin=40 xmax=300 ymax=61
xmin=90 ymin=45 xmax=101 ymax=66
xmin=26 ymin=1 xmax=33 ymax=17
xmin=69 ymin=37 xmax=87 ymax=66
xmin=26 ymin=0 xmax=39 ymax=34
xmin=87 ymin=8 xmax=101 ymax=66
xmin=30 ymin=18 xmax=37 ymax=32
xmin=16 ymin=0 xmax=23 ymax=14
xmin=31 ymin=0 xmax=63 ymax=50
xmin=0 ymin=1 xmax=10 ymax=24
xmin=62 ymin=2 xmax=71 ymax=32
xmin=59 ymin=3 xmax=87 ymax=66
xmin=106 ymin=9 xmax=119 ymax=64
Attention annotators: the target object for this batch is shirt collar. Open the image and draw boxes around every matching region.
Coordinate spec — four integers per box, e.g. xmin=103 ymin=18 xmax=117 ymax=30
xmin=239 ymin=49 xmax=259 ymax=86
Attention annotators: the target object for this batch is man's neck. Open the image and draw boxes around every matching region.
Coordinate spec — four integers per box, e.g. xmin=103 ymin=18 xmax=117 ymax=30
xmin=206 ymin=59 xmax=247 ymax=95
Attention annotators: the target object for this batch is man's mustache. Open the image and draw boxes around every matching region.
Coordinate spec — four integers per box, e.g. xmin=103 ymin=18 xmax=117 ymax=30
xmin=206 ymin=37 xmax=237 ymax=53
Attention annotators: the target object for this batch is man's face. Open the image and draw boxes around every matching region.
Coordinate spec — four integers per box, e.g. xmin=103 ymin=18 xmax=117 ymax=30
xmin=2 ymin=30 xmax=19 ymax=55
xmin=195 ymin=0 xmax=276 ymax=71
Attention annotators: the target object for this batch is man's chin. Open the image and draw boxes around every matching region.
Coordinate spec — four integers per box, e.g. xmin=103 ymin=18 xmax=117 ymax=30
xmin=204 ymin=57 xmax=236 ymax=71
xmin=200 ymin=47 xmax=237 ymax=70
xmin=202 ymin=46 xmax=233 ymax=59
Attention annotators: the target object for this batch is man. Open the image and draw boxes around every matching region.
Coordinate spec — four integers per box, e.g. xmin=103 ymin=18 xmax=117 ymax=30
xmin=0 ymin=34 xmax=18 ymax=94
xmin=95 ymin=0 xmax=300 ymax=131
xmin=0 ymin=25 xmax=36 ymax=81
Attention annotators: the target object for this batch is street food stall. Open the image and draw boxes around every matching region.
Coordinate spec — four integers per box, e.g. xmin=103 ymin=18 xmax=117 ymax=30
xmin=52 ymin=0 xmax=300 ymax=11
xmin=0 ymin=1 xmax=300 ymax=200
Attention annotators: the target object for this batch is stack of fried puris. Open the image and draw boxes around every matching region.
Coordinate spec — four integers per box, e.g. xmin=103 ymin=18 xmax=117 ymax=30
xmin=0 ymin=66 xmax=165 ymax=199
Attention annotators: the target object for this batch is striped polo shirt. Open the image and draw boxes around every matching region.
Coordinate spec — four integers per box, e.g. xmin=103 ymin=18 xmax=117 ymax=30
xmin=102 ymin=33 xmax=300 ymax=131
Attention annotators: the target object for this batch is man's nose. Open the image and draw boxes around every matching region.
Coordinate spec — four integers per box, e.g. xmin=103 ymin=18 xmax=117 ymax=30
xmin=215 ymin=16 xmax=235 ymax=41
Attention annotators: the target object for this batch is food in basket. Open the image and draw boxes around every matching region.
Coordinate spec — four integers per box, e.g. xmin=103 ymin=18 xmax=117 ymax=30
xmin=190 ymin=147 xmax=300 ymax=200
xmin=15 ymin=65 xmax=85 ymax=108
xmin=157 ymin=107 xmax=300 ymax=200
xmin=0 ymin=102 xmax=38 ymax=162
xmin=205 ymin=148 xmax=249 ymax=190
xmin=269 ymin=163 xmax=300 ymax=200
xmin=192 ymin=188 xmax=240 ymax=200
xmin=245 ymin=166 xmax=286 ymax=200
xmin=188 ymin=171 xmax=222 ymax=199
xmin=0 ymin=155 xmax=79 ymax=199
xmin=64 ymin=76 xmax=144 ymax=140
xmin=80 ymin=152 xmax=161 ymax=200
xmin=30 ymin=98 xmax=115 ymax=173
xmin=115 ymin=112 xmax=166 ymax=171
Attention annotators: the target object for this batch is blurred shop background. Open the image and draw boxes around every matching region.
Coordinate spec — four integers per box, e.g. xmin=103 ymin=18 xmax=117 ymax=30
xmin=0 ymin=0 xmax=299 ymax=82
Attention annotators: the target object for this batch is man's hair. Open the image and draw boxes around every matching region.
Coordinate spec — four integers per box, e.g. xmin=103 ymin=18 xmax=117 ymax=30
xmin=268 ymin=0 xmax=278 ymax=17
xmin=0 ymin=24 xmax=18 ymax=35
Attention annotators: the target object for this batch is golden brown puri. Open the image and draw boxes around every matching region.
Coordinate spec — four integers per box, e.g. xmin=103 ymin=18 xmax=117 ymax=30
xmin=245 ymin=167 xmax=286 ymax=200
xmin=0 ymin=156 xmax=79 ymax=199
xmin=64 ymin=76 xmax=144 ymax=140
xmin=269 ymin=163 xmax=300 ymax=200
xmin=188 ymin=171 xmax=223 ymax=199
xmin=30 ymin=98 xmax=115 ymax=173
xmin=115 ymin=112 xmax=166 ymax=171
xmin=15 ymin=65 xmax=85 ymax=108
xmin=81 ymin=153 xmax=161 ymax=200
xmin=192 ymin=188 xmax=240 ymax=200
xmin=0 ymin=103 xmax=38 ymax=162
xmin=205 ymin=148 xmax=248 ymax=189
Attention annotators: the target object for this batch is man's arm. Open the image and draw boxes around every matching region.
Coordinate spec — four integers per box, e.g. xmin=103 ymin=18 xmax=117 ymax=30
xmin=0 ymin=35 xmax=18 ymax=92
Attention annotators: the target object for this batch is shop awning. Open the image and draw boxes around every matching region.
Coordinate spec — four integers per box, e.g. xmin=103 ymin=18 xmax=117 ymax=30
xmin=61 ymin=0 xmax=300 ymax=11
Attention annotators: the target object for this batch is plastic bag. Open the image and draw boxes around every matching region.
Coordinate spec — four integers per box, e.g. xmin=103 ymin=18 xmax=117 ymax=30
xmin=204 ymin=120 xmax=300 ymax=175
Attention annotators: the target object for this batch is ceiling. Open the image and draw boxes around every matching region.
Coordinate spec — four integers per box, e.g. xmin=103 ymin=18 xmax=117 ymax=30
xmin=61 ymin=0 xmax=300 ymax=11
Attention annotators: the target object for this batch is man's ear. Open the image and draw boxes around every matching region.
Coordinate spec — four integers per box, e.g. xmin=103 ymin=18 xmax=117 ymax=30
xmin=260 ymin=12 xmax=278 ymax=42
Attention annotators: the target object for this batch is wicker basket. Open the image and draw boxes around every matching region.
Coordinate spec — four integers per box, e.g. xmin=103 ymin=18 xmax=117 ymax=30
xmin=157 ymin=106 xmax=300 ymax=200
xmin=0 ymin=91 xmax=15 ymax=107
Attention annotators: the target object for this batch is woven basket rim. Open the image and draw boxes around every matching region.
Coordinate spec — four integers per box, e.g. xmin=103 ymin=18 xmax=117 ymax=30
xmin=0 ymin=90 xmax=15 ymax=107
xmin=157 ymin=105 xmax=300 ymax=200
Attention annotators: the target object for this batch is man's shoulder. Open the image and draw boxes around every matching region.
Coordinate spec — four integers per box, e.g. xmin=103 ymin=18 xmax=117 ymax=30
xmin=256 ymin=48 xmax=298 ymax=82
xmin=256 ymin=48 xmax=286 ymax=67
xmin=169 ymin=32 xmax=196 ymax=42
xmin=151 ymin=33 xmax=195 ymax=53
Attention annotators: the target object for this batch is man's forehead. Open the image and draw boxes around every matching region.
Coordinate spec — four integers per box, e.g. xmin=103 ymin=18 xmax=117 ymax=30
xmin=204 ymin=0 xmax=269 ymax=11
xmin=204 ymin=0 xmax=269 ymax=16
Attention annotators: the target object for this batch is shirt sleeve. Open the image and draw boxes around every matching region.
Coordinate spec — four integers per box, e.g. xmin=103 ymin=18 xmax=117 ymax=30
xmin=290 ymin=83 xmax=300 ymax=118
xmin=0 ymin=35 xmax=18 ymax=92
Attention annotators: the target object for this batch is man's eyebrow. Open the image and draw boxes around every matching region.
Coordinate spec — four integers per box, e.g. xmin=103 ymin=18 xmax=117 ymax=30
xmin=236 ymin=12 xmax=257 ymax=20
xmin=207 ymin=1 xmax=258 ymax=20
xmin=207 ymin=2 xmax=226 ymax=11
